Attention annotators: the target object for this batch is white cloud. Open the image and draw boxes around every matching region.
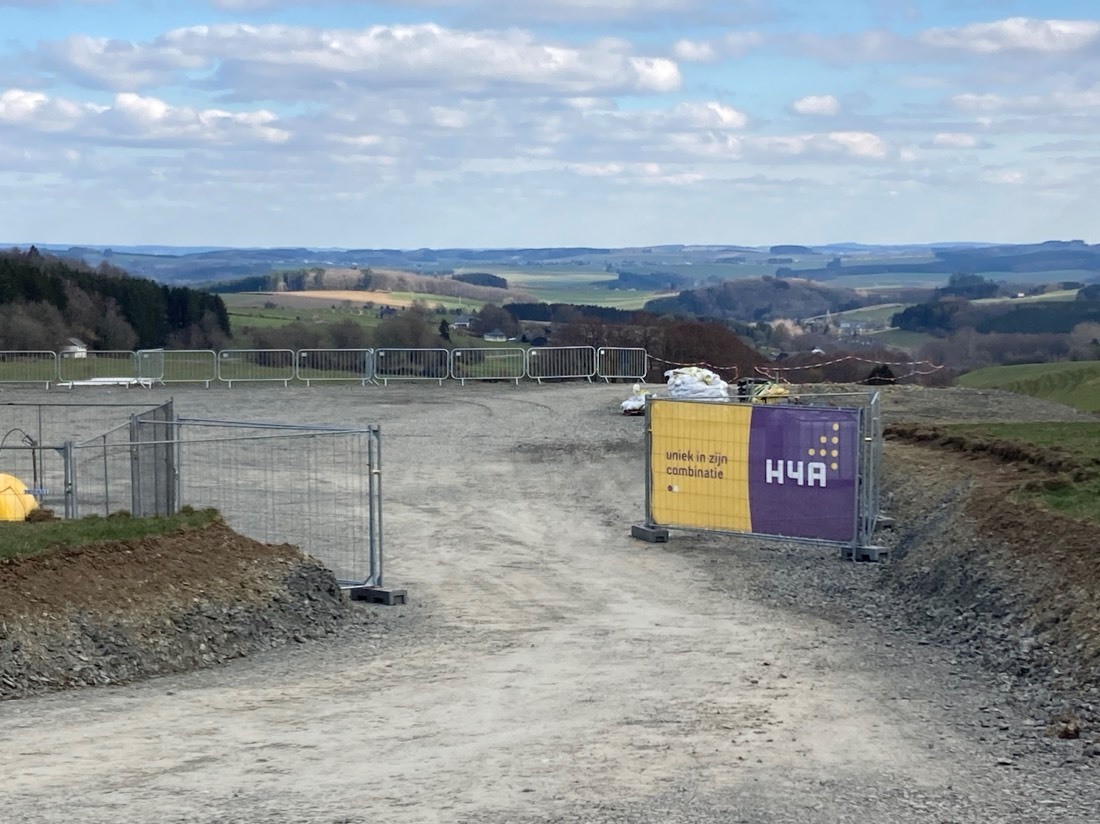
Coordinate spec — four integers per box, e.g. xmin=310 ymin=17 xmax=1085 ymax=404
xmin=672 ymin=39 xmax=716 ymax=63
xmin=0 ymin=87 xmax=288 ymax=144
xmin=822 ymin=131 xmax=889 ymax=159
xmin=950 ymin=83 xmax=1100 ymax=113
xmin=929 ymin=132 xmax=980 ymax=149
xmin=36 ymin=34 xmax=208 ymax=91
xmin=670 ymin=31 xmax=764 ymax=62
xmin=35 ymin=24 xmax=679 ymax=98
xmin=919 ymin=18 xmax=1100 ymax=54
xmin=794 ymin=17 xmax=1100 ymax=65
xmin=982 ymin=168 xmax=1025 ymax=184
xmin=207 ymin=1 xmax=764 ymax=26
xmin=791 ymin=94 xmax=840 ymax=116
xmin=674 ymin=101 xmax=748 ymax=129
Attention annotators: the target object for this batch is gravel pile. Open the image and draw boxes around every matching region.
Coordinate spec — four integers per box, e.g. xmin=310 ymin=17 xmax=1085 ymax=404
xmin=0 ymin=523 xmax=350 ymax=700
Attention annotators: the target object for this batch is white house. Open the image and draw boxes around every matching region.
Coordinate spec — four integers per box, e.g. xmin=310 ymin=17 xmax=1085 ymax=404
xmin=483 ymin=329 xmax=507 ymax=343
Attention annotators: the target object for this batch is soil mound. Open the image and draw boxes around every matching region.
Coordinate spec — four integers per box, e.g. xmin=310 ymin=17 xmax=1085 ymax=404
xmin=0 ymin=521 xmax=349 ymax=699
xmin=880 ymin=442 xmax=1100 ymax=723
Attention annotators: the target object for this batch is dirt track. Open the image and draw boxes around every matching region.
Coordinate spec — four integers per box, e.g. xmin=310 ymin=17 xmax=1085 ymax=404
xmin=0 ymin=383 xmax=1096 ymax=823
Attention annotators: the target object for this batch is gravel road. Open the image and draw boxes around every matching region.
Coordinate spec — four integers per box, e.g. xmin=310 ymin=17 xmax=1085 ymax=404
xmin=0 ymin=382 xmax=1095 ymax=823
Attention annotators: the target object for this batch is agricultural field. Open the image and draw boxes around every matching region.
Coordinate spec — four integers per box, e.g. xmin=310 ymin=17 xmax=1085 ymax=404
xmin=865 ymin=327 xmax=937 ymax=354
xmin=458 ymin=267 xmax=673 ymax=309
xmin=957 ymin=361 xmax=1100 ymax=412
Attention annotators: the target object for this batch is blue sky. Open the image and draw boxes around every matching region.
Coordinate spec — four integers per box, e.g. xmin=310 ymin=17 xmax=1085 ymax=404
xmin=1 ymin=0 xmax=1098 ymax=248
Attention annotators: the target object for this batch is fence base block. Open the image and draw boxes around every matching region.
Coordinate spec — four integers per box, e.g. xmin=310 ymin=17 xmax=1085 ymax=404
xmin=876 ymin=515 xmax=896 ymax=529
xmin=348 ymin=586 xmax=408 ymax=606
xmin=842 ymin=545 xmax=890 ymax=563
xmin=631 ymin=523 xmax=669 ymax=543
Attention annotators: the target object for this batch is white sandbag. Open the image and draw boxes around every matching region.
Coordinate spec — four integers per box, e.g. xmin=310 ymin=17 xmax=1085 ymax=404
xmin=663 ymin=367 xmax=730 ymax=401
xmin=620 ymin=383 xmax=650 ymax=414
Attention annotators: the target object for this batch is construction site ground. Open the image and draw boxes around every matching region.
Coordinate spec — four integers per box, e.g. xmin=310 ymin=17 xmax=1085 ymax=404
xmin=0 ymin=382 xmax=1097 ymax=823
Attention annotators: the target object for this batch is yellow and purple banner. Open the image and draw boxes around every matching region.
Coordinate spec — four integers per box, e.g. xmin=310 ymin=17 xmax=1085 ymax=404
xmin=648 ymin=399 xmax=860 ymax=543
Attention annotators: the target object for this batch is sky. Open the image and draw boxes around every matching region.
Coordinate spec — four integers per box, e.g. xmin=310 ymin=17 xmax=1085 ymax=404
xmin=1 ymin=0 xmax=1099 ymax=249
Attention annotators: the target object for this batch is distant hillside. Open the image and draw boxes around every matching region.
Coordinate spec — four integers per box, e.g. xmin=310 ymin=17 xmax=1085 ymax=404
xmin=643 ymin=277 xmax=868 ymax=322
xmin=0 ymin=248 xmax=229 ymax=350
xmin=785 ymin=240 xmax=1100 ymax=282
xmin=957 ymin=361 xmax=1100 ymax=412
xmin=209 ymin=267 xmax=527 ymax=304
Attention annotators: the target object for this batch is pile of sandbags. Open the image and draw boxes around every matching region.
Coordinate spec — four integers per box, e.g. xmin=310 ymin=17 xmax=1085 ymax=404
xmin=752 ymin=383 xmax=791 ymax=404
xmin=664 ymin=367 xmax=730 ymax=401
xmin=620 ymin=383 xmax=650 ymax=415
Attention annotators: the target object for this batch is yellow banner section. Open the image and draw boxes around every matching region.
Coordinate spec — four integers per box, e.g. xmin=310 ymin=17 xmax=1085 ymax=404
xmin=649 ymin=400 xmax=752 ymax=532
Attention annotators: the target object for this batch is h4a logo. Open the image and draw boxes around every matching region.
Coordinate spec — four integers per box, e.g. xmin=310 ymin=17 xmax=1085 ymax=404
xmin=765 ymin=459 xmax=828 ymax=487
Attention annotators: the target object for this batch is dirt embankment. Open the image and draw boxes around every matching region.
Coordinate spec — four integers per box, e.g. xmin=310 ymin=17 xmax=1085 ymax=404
xmin=0 ymin=521 xmax=349 ymax=699
xmin=878 ymin=438 xmax=1100 ymax=726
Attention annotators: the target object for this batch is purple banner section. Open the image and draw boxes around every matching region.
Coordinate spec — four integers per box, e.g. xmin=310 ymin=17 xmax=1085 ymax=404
xmin=747 ymin=405 xmax=860 ymax=542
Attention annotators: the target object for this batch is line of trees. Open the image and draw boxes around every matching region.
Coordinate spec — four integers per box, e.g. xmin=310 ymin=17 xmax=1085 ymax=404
xmin=0 ymin=247 xmax=230 ymax=350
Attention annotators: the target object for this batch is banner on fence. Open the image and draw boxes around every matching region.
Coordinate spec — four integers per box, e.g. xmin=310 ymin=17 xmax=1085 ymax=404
xmin=646 ymin=398 xmax=860 ymax=543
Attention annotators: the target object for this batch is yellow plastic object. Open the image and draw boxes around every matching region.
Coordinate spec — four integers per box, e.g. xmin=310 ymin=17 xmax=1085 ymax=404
xmin=0 ymin=473 xmax=39 ymax=521
xmin=752 ymin=384 xmax=791 ymax=404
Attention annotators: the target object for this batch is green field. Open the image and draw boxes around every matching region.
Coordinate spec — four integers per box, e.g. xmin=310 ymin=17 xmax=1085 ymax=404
xmin=957 ymin=361 xmax=1100 ymax=412
xmin=941 ymin=421 xmax=1100 ymax=521
xmin=865 ymin=327 xmax=937 ymax=353
xmin=0 ymin=508 xmax=220 ymax=560
xmin=460 ymin=267 xmax=673 ymax=309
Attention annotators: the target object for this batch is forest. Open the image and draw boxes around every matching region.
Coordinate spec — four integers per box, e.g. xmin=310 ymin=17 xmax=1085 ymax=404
xmin=0 ymin=247 xmax=230 ymax=350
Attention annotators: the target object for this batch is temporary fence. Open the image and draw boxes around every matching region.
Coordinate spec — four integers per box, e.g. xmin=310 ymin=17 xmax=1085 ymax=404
xmin=0 ymin=351 xmax=57 ymax=388
xmin=172 ymin=417 xmax=382 ymax=587
xmin=597 ymin=347 xmax=648 ymax=381
xmin=2 ymin=400 xmax=383 ymax=588
xmin=217 ymin=349 xmax=296 ymax=387
xmin=374 ymin=348 xmax=450 ymax=385
xmin=634 ymin=390 xmax=884 ymax=561
xmin=296 ymin=348 xmax=374 ymax=385
xmin=156 ymin=349 xmax=219 ymax=386
xmin=525 ymin=346 xmax=597 ymax=383
xmin=0 ymin=346 xmax=943 ymax=389
xmin=450 ymin=347 xmax=526 ymax=384
xmin=58 ymin=350 xmax=144 ymax=387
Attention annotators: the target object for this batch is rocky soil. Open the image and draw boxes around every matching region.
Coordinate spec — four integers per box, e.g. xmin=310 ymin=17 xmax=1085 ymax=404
xmin=0 ymin=520 xmax=349 ymax=699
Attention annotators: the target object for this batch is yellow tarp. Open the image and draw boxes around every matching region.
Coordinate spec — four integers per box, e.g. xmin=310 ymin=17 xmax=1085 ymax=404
xmin=0 ymin=473 xmax=39 ymax=521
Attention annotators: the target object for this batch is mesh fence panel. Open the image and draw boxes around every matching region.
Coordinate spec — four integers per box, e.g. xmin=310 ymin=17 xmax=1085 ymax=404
xmin=175 ymin=422 xmax=378 ymax=585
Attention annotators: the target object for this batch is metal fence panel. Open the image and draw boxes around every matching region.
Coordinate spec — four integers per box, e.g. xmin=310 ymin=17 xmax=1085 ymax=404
xmin=71 ymin=420 xmax=137 ymax=517
xmin=175 ymin=420 xmax=381 ymax=586
xmin=642 ymin=392 xmax=881 ymax=555
xmin=526 ymin=346 xmax=596 ymax=382
xmin=135 ymin=349 xmax=166 ymax=385
xmin=155 ymin=349 xmax=218 ymax=386
xmin=0 ymin=351 xmax=57 ymax=387
xmin=58 ymin=350 xmax=139 ymax=387
xmin=597 ymin=347 xmax=648 ymax=381
xmin=130 ymin=401 xmax=176 ymax=517
xmin=217 ymin=349 xmax=295 ymax=386
xmin=374 ymin=348 xmax=450 ymax=385
xmin=296 ymin=348 xmax=374 ymax=385
xmin=450 ymin=347 xmax=525 ymax=384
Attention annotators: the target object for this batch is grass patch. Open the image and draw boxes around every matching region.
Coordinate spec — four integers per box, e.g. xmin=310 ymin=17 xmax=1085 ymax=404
xmin=957 ymin=361 xmax=1100 ymax=412
xmin=0 ymin=507 xmax=221 ymax=560
xmin=941 ymin=421 xmax=1100 ymax=521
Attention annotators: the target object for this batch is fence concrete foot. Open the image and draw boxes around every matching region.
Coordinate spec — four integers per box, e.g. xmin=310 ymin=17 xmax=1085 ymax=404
xmin=876 ymin=515 xmax=896 ymax=529
xmin=631 ymin=523 xmax=669 ymax=543
xmin=348 ymin=586 xmax=408 ymax=605
xmin=842 ymin=545 xmax=889 ymax=563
